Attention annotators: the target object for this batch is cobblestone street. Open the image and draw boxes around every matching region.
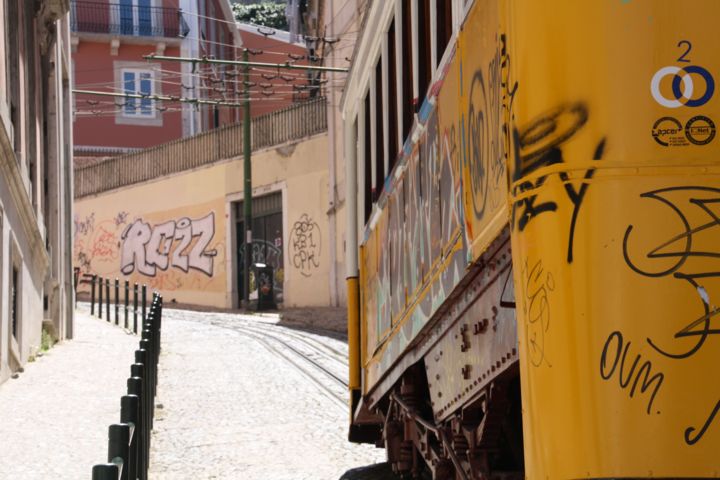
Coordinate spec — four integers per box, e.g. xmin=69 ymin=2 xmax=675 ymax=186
xmin=149 ymin=307 xmax=388 ymax=479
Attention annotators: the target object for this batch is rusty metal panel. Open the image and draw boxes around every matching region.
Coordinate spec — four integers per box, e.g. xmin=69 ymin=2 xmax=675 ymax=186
xmin=425 ymin=241 xmax=517 ymax=422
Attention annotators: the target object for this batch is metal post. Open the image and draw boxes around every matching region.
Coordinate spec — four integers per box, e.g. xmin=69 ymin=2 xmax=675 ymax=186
xmin=141 ymin=284 xmax=147 ymax=321
xmin=108 ymin=423 xmax=129 ymax=480
xmin=114 ymin=278 xmax=120 ymax=325
xmin=243 ymin=47 xmax=252 ymax=309
xmin=92 ymin=464 xmax=120 ymax=480
xmin=133 ymin=283 xmax=139 ymax=334
xmin=127 ymin=375 xmax=145 ymax=480
xmin=98 ymin=277 xmax=104 ymax=320
xmin=120 ymin=395 xmax=139 ymax=480
xmin=124 ymin=280 xmax=129 ymax=329
xmin=90 ymin=275 xmax=96 ymax=316
xmin=106 ymin=279 xmax=111 ymax=323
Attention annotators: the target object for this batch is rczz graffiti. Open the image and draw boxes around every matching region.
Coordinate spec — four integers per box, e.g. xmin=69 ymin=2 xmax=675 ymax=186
xmin=120 ymin=212 xmax=218 ymax=277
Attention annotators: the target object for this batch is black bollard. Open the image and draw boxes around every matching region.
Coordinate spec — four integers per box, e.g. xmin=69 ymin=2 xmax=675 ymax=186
xmin=92 ymin=463 xmax=120 ymax=480
xmin=141 ymin=284 xmax=147 ymax=323
xmin=124 ymin=280 xmax=129 ymax=329
xmin=114 ymin=278 xmax=120 ymax=326
xmin=133 ymin=283 xmax=139 ymax=334
xmin=127 ymin=376 xmax=145 ymax=480
xmin=98 ymin=277 xmax=104 ymax=320
xmin=90 ymin=275 xmax=96 ymax=316
xmin=108 ymin=424 xmax=129 ymax=480
xmin=105 ymin=278 xmax=110 ymax=323
xmin=120 ymin=395 xmax=139 ymax=480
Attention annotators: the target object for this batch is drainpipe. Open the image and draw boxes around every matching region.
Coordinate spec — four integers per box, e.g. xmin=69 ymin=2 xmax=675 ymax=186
xmin=327 ymin=0 xmax=339 ymax=307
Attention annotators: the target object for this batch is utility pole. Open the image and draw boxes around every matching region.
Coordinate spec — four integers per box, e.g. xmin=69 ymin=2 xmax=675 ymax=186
xmin=242 ymin=48 xmax=252 ymax=309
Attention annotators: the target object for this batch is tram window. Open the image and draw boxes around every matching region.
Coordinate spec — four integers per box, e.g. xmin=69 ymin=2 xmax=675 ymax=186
xmin=387 ymin=19 xmax=399 ymax=170
xmin=436 ymin=0 xmax=452 ymax=63
xmin=417 ymin=0 xmax=432 ymax=105
xmin=401 ymin=1 xmax=414 ymax=141
xmin=374 ymin=59 xmax=384 ymax=193
xmin=364 ymin=93 xmax=372 ymax=223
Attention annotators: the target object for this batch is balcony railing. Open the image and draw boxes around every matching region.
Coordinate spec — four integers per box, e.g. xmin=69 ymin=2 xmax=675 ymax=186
xmin=74 ymin=97 xmax=328 ymax=199
xmin=70 ymin=1 xmax=190 ymax=39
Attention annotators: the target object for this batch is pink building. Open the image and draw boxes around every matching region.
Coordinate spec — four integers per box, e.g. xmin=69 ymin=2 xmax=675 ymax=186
xmin=71 ymin=0 xmax=241 ymax=159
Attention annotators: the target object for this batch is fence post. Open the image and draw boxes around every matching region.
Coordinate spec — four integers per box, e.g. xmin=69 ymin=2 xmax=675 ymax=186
xmin=90 ymin=275 xmax=96 ymax=316
xmin=120 ymin=395 xmax=139 ymax=480
xmin=124 ymin=280 xmax=129 ymax=329
xmin=98 ymin=277 xmax=104 ymax=320
xmin=133 ymin=284 xmax=139 ymax=334
xmin=108 ymin=423 xmax=129 ymax=480
xmin=92 ymin=464 xmax=120 ymax=480
xmin=127 ymin=376 xmax=145 ymax=480
xmin=106 ymin=279 xmax=111 ymax=323
xmin=142 ymin=284 xmax=147 ymax=322
xmin=114 ymin=278 xmax=120 ymax=326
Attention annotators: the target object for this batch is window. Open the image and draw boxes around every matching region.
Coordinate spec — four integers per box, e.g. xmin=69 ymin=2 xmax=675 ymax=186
xmin=118 ymin=0 xmax=154 ymax=37
xmin=122 ymin=69 xmax=154 ymax=117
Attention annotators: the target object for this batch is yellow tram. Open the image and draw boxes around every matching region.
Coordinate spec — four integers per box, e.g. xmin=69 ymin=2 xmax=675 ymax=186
xmin=341 ymin=1 xmax=720 ymax=478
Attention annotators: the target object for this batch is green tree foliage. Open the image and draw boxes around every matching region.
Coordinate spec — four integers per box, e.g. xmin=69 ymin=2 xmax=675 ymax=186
xmin=233 ymin=2 xmax=289 ymax=31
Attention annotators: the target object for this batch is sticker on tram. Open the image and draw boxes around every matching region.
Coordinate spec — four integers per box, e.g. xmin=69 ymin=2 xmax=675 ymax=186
xmin=652 ymin=116 xmax=689 ymax=147
xmin=685 ymin=115 xmax=716 ymax=145
xmin=650 ymin=41 xmax=715 ymax=108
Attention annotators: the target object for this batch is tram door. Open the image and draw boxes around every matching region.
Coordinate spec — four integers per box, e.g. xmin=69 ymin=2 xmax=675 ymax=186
xmin=236 ymin=193 xmax=284 ymax=305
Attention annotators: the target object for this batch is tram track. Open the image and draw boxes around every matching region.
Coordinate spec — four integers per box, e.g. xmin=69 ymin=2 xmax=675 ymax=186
xmin=189 ymin=315 xmax=349 ymax=410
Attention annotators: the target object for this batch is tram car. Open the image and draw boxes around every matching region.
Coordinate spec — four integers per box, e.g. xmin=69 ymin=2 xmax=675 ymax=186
xmin=341 ymin=0 xmax=720 ymax=478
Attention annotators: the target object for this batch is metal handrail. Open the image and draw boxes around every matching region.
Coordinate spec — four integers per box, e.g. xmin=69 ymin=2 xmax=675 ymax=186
xmin=71 ymin=1 xmax=189 ymax=38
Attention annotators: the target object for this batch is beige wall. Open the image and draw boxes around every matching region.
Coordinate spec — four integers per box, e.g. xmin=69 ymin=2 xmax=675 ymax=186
xmin=74 ymin=133 xmax=332 ymax=309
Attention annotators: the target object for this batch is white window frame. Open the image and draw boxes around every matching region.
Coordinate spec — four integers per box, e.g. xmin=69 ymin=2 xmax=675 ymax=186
xmin=114 ymin=61 xmax=163 ymax=127
xmin=121 ymin=68 xmax=156 ymax=119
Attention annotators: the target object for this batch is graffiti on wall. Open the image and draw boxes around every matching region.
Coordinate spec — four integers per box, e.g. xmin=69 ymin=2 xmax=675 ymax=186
xmin=290 ymin=214 xmax=321 ymax=277
xmin=120 ymin=212 xmax=217 ymax=277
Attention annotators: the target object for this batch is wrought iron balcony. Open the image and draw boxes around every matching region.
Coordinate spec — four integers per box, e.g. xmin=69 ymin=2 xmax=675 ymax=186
xmin=71 ymin=1 xmax=190 ymax=39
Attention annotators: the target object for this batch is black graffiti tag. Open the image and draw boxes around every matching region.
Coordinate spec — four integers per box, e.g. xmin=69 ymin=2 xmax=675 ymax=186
xmin=600 ymin=331 xmax=665 ymax=415
xmin=510 ymin=103 xmax=606 ymax=263
xmin=290 ymin=214 xmax=321 ymax=277
xmin=520 ymin=258 xmax=555 ymax=368
xmin=623 ymin=187 xmax=720 ymax=360
xmin=623 ymin=186 xmax=720 ymax=444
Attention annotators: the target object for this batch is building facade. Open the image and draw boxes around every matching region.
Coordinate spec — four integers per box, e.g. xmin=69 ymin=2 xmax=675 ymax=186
xmin=71 ymin=0 xmax=242 ymax=160
xmin=73 ymin=98 xmax=330 ymax=308
xmin=0 ymin=0 xmax=75 ymax=383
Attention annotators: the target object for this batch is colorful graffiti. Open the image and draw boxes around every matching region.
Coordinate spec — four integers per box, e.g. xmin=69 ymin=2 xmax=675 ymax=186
xmin=360 ymin=5 xmax=512 ymax=386
xmin=120 ymin=212 xmax=217 ymax=277
xmin=73 ymin=205 xmax=225 ymax=295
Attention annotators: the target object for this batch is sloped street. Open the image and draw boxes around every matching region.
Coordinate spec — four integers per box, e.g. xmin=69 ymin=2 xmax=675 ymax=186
xmin=148 ymin=307 xmax=387 ymax=479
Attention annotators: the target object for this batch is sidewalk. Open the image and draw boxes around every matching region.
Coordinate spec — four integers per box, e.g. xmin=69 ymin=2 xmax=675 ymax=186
xmin=0 ymin=306 xmax=138 ymax=479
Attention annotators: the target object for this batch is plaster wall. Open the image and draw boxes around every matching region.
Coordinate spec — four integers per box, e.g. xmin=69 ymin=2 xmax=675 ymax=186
xmin=74 ymin=133 xmax=331 ymax=308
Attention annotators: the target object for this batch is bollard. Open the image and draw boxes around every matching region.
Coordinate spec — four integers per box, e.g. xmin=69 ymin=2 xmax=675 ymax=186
xmin=141 ymin=284 xmax=147 ymax=323
xmin=90 ymin=275 xmax=97 ymax=316
xmin=114 ymin=278 xmax=120 ymax=326
xmin=92 ymin=463 xmax=120 ymax=480
xmin=124 ymin=280 xmax=129 ymax=329
xmin=105 ymin=278 xmax=111 ymax=323
xmin=108 ymin=424 xmax=129 ymax=480
xmin=133 ymin=284 xmax=139 ymax=334
xmin=127 ymin=376 xmax=145 ymax=480
xmin=120 ymin=395 xmax=139 ymax=480
xmin=98 ymin=277 xmax=104 ymax=320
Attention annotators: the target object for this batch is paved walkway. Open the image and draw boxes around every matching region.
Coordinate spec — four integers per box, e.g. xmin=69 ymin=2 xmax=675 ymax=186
xmin=0 ymin=306 xmax=138 ymax=479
